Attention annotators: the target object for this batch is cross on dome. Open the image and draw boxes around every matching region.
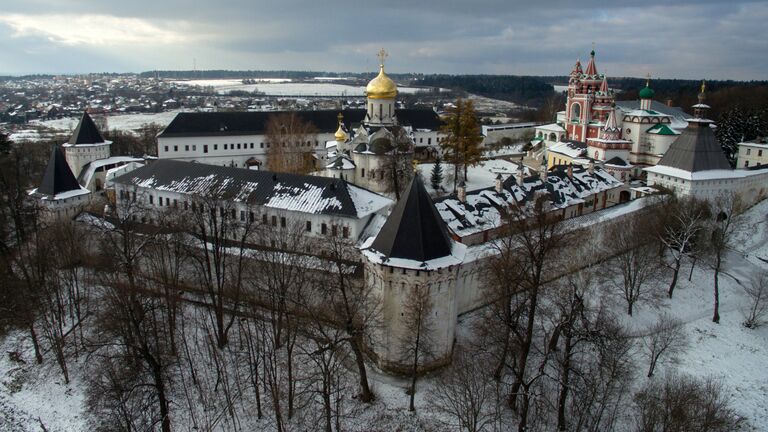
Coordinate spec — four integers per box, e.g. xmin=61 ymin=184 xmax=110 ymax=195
xmin=377 ymin=48 xmax=388 ymax=67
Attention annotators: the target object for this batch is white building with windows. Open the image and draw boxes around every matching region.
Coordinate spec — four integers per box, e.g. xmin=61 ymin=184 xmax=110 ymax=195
xmin=737 ymin=139 xmax=768 ymax=168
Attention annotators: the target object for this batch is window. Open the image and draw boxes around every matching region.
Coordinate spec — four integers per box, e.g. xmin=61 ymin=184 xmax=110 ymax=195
xmin=306 ymin=221 xmax=312 ymax=232
xmin=164 ymin=146 xmax=169 ymax=152
xmin=361 ymin=168 xmax=365 ymax=178
xmin=204 ymin=145 xmax=208 ymax=153
xmin=272 ymin=216 xmax=277 ymax=226
xmin=224 ymin=144 xmax=228 ymax=150
xmin=185 ymin=145 xmax=189 ymax=151
xmin=173 ymin=199 xmax=178 ymax=208
xmin=231 ymin=209 xmax=236 ymax=219
xmin=262 ymin=214 xmax=267 ymax=224
xmin=240 ymin=211 xmax=245 ymax=222
xmin=184 ymin=201 xmax=188 ymax=210
xmin=747 ymin=148 xmax=751 ymax=155
xmin=149 ymin=195 xmax=154 ymax=204
xmin=342 ymin=226 xmax=349 ymax=238
xmin=428 ymin=138 xmax=432 ymax=145
xmin=280 ymin=217 xmax=286 ymax=228
xmin=249 ymin=212 xmax=255 ymax=222
xmin=759 ymin=150 xmax=764 ymax=157
xmin=260 ymin=142 xmax=264 ymax=148
xmin=166 ymin=198 xmax=171 ymax=206
xmin=332 ymin=225 xmax=338 ymax=237
xmin=321 ymin=223 xmax=327 ymax=235
xmin=214 ymin=144 xmax=218 ymax=151
xmin=192 ymin=145 xmax=196 ymax=151
xmin=237 ymin=144 xmax=241 ymax=149
xmin=250 ymin=143 xmax=254 ymax=149
xmin=745 ymin=160 xmax=750 ymax=167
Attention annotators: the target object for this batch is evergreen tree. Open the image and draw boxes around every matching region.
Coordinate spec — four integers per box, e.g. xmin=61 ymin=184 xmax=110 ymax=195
xmin=430 ymin=156 xmax=444 ymax=192
xmin=716 ymin=107 xmax=767 ymax=166
xmin=440 ymin=98 xmax=483 ymax=191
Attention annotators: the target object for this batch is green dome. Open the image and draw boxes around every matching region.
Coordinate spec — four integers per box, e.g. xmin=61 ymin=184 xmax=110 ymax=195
xmin=639 ymin=85 xmax=655 ymax=99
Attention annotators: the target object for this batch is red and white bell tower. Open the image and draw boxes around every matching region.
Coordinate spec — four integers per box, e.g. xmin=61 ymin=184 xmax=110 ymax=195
xmin=564 ymin=48 xmax=615 ymax=142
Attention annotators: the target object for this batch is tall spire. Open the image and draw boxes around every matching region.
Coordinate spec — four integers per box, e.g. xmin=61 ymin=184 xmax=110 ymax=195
xmin=584 ymin=46 xmax=598 ymax=76
xmin=599 ymin=74 xmax=609 ymax=93
xmin=68 ymin=111 xmax=105 ymax=145
xmin=600 ymin=105 xmax=621 ymax=140
xmin=693 ymin=80 xmax=710 ymax=120
xmin=570 ymin=58 xmax=583 ymax=76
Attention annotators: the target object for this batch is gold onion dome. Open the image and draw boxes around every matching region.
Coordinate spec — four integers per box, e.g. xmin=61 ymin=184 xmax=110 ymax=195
xmin=366 ymin=65 xmax=397 ymax=99
xmin=335 ymin=123 xmax=347 ymax=142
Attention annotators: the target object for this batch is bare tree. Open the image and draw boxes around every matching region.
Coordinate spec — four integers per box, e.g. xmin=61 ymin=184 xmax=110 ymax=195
xmin=399 ymin=284 xmax=436 ymax=412
xmin=634 ymin=374 xmax=743 ymax=432
xmin=642 ymin=314 xmax=686 ymax=378
xmin=265 ymin=112 xmax=318 ymax=174
xmin=480 ymin=194 xmax=570 ymax=424
xmin=705 ymin=193 xmax=745 ymax=323
xmin=382 ymin=127 xmax=415 ymax=200
xmin=742 ymin=271 xmax=768 ymax=328
xmin=312 ymin=234 xmax=379 ymax=403
xmin=427 ymin=348 xmax=499 ymax=432
xmin=606 ymin=216 xmax=662 ymax=316
xmin=183 ymin=191 xmax=257 ymax=348
xmin=657 ymin=196 xmax=709 ymax=298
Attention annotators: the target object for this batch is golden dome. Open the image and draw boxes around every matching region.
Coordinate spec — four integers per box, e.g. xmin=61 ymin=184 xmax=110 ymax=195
xmin=366 ymin=65 xmax=397 ymax=99
xmin=334 ymin=124 xmax=347 ymax=142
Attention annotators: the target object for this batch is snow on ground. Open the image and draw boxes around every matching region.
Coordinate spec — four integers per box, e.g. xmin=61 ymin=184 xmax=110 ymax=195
xmin=1 ymin=199 xmax=767 ymax=430
xmin=171 ymin=79 xmax=429 ymax=97
xmin=31 ymin=109 xmax=184 ymax=135
xmin=417 ymin=158 xmax=529 ymax=196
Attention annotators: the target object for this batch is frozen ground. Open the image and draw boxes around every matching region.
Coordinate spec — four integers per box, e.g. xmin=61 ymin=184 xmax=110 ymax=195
xmin=172 ymin=79 xmax=430 ymax=97
xmin=30 ymin=109 xmax=184 ymax=136
xmin=1 ymin=199 xmax=767 ymax=430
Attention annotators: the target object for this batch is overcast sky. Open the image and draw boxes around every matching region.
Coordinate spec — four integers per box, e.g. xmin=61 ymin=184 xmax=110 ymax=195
xmin=0 ymin=0 xmax=766 ymax=80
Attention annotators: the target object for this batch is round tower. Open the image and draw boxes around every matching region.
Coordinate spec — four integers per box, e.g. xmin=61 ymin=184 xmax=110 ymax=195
xmin=62 ymin=111 xmax=112 ymax=178
xmin=362 ymin=176 xmax=465 ymax=373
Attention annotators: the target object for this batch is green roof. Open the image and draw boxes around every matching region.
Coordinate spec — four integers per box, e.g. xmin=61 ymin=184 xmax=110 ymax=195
xmin=646 ymin=124 xmax=678 ymax=136
xmin=639 ymin=85 xmax=655 ymax=99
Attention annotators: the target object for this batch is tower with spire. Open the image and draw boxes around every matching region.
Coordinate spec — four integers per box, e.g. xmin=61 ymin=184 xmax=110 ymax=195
xmin=365 ymin=48 xmax=398 ymax=127
xmin=564 ymin=47 xmax=615 ymax=143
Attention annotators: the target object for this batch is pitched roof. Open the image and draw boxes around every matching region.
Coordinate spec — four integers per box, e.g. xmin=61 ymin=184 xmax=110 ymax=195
xmin=112 ymin=159 xmax=391 ymax=218
xmin=370 ymin=176 xmax=453 ymax=262
xmin=68 ymin=112 xmax=105 ymax=145
xmin=158 ymin=108 xmax=442 ymax=138
xmin=37 ymin=146 xmax=83 ymax=196
xmin=655 ymin=122 xmax=731 ymax=172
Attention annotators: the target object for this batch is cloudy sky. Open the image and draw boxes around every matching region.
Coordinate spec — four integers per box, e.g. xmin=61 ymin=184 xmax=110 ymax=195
xmin=0 ymin=0 xmax=766 ymax=80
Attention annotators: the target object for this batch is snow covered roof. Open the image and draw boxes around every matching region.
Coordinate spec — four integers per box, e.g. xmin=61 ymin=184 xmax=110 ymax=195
xmin=645 ymin=164 xmax=768 ymax=181
xmin=78 ymin=156 xmax=145 ymax=188
xmin=112 ymin=159 xmax=392 ymax=219
xmin=616 ymin=100 xmax=689 ymax=129
xmin=325 ymin=155 xmax=356 ymax=170
xmin=548 ymin=140 xmax=587 ymax=158
xmin=646 ymin=124 xmax=679 ymax=136
xmin=536 ymin=123 xmax=566 ymax=133
xmin=434 ymin=165 xmax=622 ymax=238
xmin=604 ymin=156 xmax=632 ymax=167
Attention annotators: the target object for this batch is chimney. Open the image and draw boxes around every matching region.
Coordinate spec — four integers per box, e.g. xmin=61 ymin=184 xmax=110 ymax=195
xmin=516 ymin=163 xmax=525 ymax=185
xmin=540 ymin=169 xmax=548 ymax=182
xmin=457 ymin=181 xmax=466 ymax=203
xmin=567 ymin=164 xmax=573 ymax=179
xmin=666 ymin=99 xmax=674 ymax=107
xmin=494 ymin=174 xmax=503 ymax=193
xmin=588 ymin=161 xmax=595 ymax=175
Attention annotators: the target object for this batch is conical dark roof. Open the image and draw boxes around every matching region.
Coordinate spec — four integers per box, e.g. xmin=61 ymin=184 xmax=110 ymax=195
xmin=68 ymin=112 xmax=105 ymax=145
xmin=370 ymin=176 xmax=453 ymax=262
xmin=38 ymin=146 xmax=82 ymax=196
xmin=656 ymin=121 xmax=731 ymax=172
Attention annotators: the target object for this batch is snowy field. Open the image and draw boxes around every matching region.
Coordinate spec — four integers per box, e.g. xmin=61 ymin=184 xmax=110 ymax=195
xmin=29 ymin=109 xmax=185 ymax=136
xmin=172 ymin=79 xmax=430 ymax=96
xmin=2 ymin=199 xmax=768 ymax=430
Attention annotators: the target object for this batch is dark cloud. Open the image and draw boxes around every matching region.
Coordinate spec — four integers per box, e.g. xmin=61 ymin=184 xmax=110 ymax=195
xmin=0 ymin=0 xmax=766 ymax=79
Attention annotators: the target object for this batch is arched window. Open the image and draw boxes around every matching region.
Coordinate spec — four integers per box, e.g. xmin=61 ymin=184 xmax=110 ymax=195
xmin=571 ymin=103 xmax=581 ymax=121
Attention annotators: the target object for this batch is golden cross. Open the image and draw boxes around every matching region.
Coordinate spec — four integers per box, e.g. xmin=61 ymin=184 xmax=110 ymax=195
xmin=700 ymin=80 xmax=706 ymax=94
xmin=646 ymin=72 xmax=651 ymax=86
xmin=337 ymin=112 xmax=344 ymax=123
xmin=377 ymin=48 xmax=388 ymax=67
